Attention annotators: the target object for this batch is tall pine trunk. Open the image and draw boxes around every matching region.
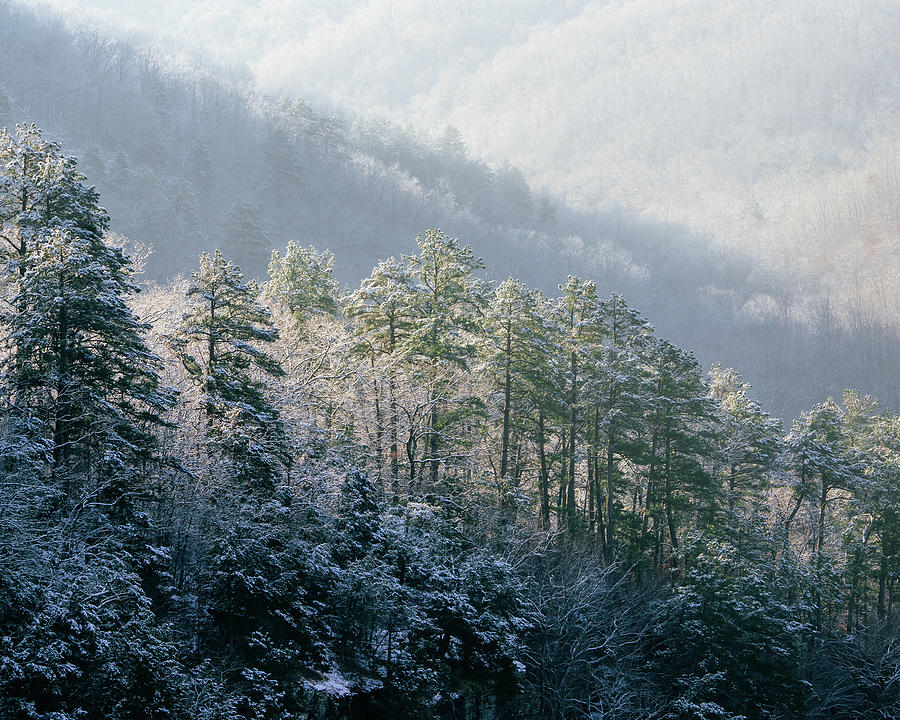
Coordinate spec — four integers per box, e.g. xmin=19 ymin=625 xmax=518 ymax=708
xmin=605 ymin=427 xmax=615 ymax=564
xmin=567 ymin=351 xmax=577 ymax=535
xmin=538 ymin=410 xmax=550 ymax=531
xmin=500 ymin=317 xmax=512 ymax=480
xmin=664 ymin=433 xmax=679 ymax=572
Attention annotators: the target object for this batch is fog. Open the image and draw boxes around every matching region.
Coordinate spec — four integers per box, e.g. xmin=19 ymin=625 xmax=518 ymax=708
xmin=25 ymin=1 xmax=900 ymax=258
xmin=5 ymin=0 xmax=900 ymax=420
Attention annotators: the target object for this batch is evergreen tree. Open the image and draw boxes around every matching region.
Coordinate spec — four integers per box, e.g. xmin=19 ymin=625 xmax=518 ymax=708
xmin=169 ymin=250 xmax=288 ymax=491
xmin=786 ymin=398 xmax=860 ymax=629
xmin=708 ymin=363 xmax=782 ymax=516
xmin=405 ymin=229 xmax=486 ymax=488
xmin=593 ymin=293 xmax=652 ymax=559
xmin=345 ymin=256 xmax=418 ymax=489
xmin=2 ymin=228 xmax=174 ymax=507
xmin=524 ymin=293 xmax=569 ymax=533
xmin=0 ymin=124 xmax=107 ymax=272
xmin=0 ymin=128 xmax=183 ymax=719
xmin=484 ymin=278 xmax=549 ymax=499
xmin=652 ymin=539 xmax=806 ymax=720
xmin=266 ymin=241 xmax=339 ymax=323
xmin=0 ymin=126 xmax=172 ymax=514
xmin=643 ymin=339 xmax=716 ymax=569
xmin=554 ymin=276 xmax=602 ymax=536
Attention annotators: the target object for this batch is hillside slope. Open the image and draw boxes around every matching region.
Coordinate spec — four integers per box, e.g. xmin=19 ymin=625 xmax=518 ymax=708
xmin=1 ymin=1 xmax=897 ymax=420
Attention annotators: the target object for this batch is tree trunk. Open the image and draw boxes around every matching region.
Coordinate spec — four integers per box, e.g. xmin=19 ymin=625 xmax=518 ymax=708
xmin=372 ymin=364 xmax=383 ymax=487
xmin=567 ymin=350 xmax=577 ymax=535
xmin=817 ymin=472 xmax=829 ymax=568
xmin=406 ymin=429 xmax=416 ymax=489
xmin=205 ymin=295 xmax=217 ymax=425
xmin=728 ymin=463 xmax=737 ymax=514
xmin=664 ymin=434 xmax=679 ymax=563
xmin=558 ymin=429 xmax=567 ymax=520
xmin=500 ymin=317 xmax=512 ymax=480
xmin=538 ymin=410 xmax=550 ymax=531
xmin=389 ymin=374 xmax=399 ymax=497
xmin=641 ymin=428 xmax=658 ymax=556
xmin=605 ymin=427 xmax=615 ymax=563
xmin=388 ymin=319 xmax=400 ymax=494
xmin=428 ymin=404 xmax=439 ymax=488
xmin=53 ymin=293 xmax=70 ymax=472
xmin=587 ymin=439 xmax=595 ymax=536
xmin=815 ymin=472 xmax=829 ymax=629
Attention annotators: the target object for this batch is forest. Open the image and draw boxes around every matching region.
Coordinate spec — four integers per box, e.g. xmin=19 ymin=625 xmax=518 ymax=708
xmin=0 ymin=124 xmax=898 ymax=719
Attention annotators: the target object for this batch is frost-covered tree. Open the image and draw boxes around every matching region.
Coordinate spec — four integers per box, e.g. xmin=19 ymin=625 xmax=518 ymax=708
xmin=708 ymin=363 xmax=782 ymax=516
xmin=0 ymin=127 xmax=172 ymax=512
xmin=593 ymin=293 xmax=652 ymax=558
xmin=652 ymin=540 xmax=806 ymax=720
xmin=170 ymin=250 xmax=288 ymax=491
xmin=641 ymin=338 xmax=715 ymax=568
xmin=404 ymin=229 xmax=486 ymax=488
xmin=0 ymin=124 xmax=107 ymax=271
xmin=345 ymin=256 xmax=418 ymax=488
xmin=484 ymin=278 xmax=551 ymax=496
xmin=265 ymin=241 xmax=339 ymax=323
xmin=554 ymin=276 xmax=603 ymax=535
xmin=0 ymin=129 xmax=184 ymax=719
xmin=786 ymin=398 xmax=861 ymax=629
xmin=0 ymin=124 xmax=111 ymax=401
xmin=2 ymin=228 xmax=173 ymax=506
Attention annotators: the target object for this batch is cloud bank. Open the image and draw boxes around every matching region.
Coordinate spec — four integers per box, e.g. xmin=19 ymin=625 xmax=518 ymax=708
xmin=20 ymin=0 xmax=900 ymax=281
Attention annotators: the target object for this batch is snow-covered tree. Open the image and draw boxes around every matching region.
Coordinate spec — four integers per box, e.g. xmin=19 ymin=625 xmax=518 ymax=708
xmin=169 ymin=250 xmax=288 ymax=491
xmin=345 ymin=256 xmax=418 ymax=488
xmin=484 ymin=278 xmax=549 ymax=494
xmin=403 ymin=229 xmax=487 ymax=489
xmin=265 ymin=241 xmax=339 ymax=323
xmin=708 ymin=363 xmax=782 ymax=515
xmin=0 ymin=127 xmax=172 ymax=514
xmin=0 ymin=124 xmax=107 ymax=272
xmin=2 ymin=228 xmax=173 ymax=507
xmin=592 ymin=293 xmax=652 ymax=559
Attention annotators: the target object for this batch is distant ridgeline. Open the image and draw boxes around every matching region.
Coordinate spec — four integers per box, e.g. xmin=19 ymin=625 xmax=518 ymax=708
xmin=0 ymin=1 xmax=898 ymax=428
xmin=0 ymin=124 xmax=897 ymax=719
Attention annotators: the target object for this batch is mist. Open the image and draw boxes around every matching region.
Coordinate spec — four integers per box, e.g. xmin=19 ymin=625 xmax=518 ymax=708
xmin=24 ymin=2 xmax=900 ymax=259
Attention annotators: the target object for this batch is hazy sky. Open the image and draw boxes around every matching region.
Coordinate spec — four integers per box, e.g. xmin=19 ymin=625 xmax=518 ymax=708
xmin=23 ymin=0 xmax=900 ymax=267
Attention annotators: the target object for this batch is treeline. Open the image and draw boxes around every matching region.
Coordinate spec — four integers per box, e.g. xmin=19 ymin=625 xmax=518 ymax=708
xmin=1 ymin=126 xmax=898 ymax=719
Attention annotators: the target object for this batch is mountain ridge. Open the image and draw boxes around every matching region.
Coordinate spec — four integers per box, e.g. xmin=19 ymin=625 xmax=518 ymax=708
xmin=1 ymin=0 xmax=897 ymax=422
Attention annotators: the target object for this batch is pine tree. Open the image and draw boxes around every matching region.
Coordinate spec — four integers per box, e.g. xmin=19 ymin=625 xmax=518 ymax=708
xmin=861 ymin=411 xmax=900 ymax=623
xmin=643 ymin=338 xmax=716 ymax=568
xmin=404 ymin=229 xmax=486 ymax=489
xmin=0 ymin=124 xmax=107 ymax=272
xmin=0 ymin=127 xmax=172 ymax=511
xmin=169 ymin=250 xmax=289 ymax=491
xmin=554 ymin=276 xmax=603 ymax=536
xmin=0 ymin=128 xmax=184 ymax=718
xmin=708 ymin=363 xmax=781 ymax=517
xmin=484 ymin=278 xmax=547 ymax=494
xmin=345 ymin=256 xmax=418 ymax=491
xmin=484 ymin=282 xmax=564 ymax=530
xmin=592 ymin=293 xmax=652 ymax=559
xmin=266 ymin=241 xmax=339 ymax=323
xmin=525 ymin=294 xmax=568 ymax=533
xmin=786 ymin=398 xmax=860 ymax=629
xmin=2 ymin=228 xmax=174 ymax=505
